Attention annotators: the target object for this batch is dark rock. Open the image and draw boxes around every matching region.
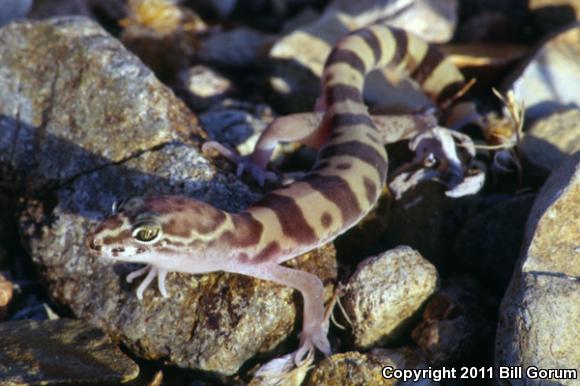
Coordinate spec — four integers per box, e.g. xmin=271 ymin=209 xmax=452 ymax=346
xmin=0 ymin=318 xmax=139 ymax=385
xmin=412 ymin=284 xmax=491 ymax=366
xmin=454 ymin=194 xmax=536 ymax=294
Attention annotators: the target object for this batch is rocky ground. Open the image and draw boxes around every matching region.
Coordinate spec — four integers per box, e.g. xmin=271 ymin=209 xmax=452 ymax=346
xmin=0 ymin=0 xmax=578 ymax=385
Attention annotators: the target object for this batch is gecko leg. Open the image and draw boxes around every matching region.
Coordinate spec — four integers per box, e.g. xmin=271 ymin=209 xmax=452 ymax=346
xmin=204 ymin=111 xmax=437 ymax=185
xmin=233 ymin=262 xmax=330 ymax=364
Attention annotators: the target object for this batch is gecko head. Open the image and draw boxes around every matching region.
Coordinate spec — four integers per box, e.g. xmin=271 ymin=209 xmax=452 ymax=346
xmin=86 ymin=195 xmax=229 ymax=263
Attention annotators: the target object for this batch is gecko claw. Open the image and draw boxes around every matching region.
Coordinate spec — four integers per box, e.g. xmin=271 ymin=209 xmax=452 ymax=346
xmin=203 ymin=140 xmax=278 ymax=186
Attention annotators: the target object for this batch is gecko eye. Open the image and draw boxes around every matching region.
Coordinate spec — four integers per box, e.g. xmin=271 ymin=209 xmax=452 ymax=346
xmin=132 ymin=222 xmax=161 ymax=243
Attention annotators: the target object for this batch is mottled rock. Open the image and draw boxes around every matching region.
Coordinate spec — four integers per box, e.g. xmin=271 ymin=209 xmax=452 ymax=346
xmin=495 ymin=153 xmax=580 ymax=384
xmin=507 ymin=22 xmax=580 ymax=121
xmin=0 ymin=16 xmax=337 ymax=376
xmin=454 ymin=194 xmax=536 ymax=293
xmin=0 ymin=17 xmax=198 ymax=193
xmin=0 ymin=318 xmax=139 ymax=385
xmin=529 ymin=0 xmax=580 ymax=33
xmin=0 ymin=272 xmax=13 ymax=320
xmin=174 ymin=65 xmax=236 ymax=112
xmin=521 ymin=108 xmax=580 ymax=172
xmin=343 ymin=246 xmax=439 ymax=349
xmin=412 ymin=285 xmax=491 ymax=366
xmin=305 ymin=348 xmax=433 ymax=386
xmin=20 ymin=140 xmax=337 ymax=375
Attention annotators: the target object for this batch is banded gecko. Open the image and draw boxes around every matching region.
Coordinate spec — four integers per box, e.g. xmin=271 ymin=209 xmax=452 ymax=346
xmin=87 ymin=24 xmax=476 ymax=363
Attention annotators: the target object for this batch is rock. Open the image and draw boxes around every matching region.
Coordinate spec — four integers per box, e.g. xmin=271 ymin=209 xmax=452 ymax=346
xmin=384 ymin=182 xmax=465 ymax=267
xmin=343 ymin=246 xmax=439 ymax=349
xmin=0 ymin=0 xmax=32 ymax=26
xmin=120 ymin=0 xmax=206 ymax=80
xmin=495 ymin=153 xmax=580 ymax=384
xmin=173 ymin=65 xmax=236 ymax=112
xmin=521 ymin=108 xmax=580 ymax=172
xmin=199 ymin=102 xmax=274 ymax=156
xmin=0 ymin=272 xmax=13 ymax=320
xmin=86 ymin=0 xmax=126 ymax=20
xmin=507 ymin=22 xmax=580 ymax=121
xmin=305 ymin=348 xmax=434 ymax=386
xmin=197 ymin=27 xmax=275 ymax=67
xmin=529 ymin=0 xmax=580 ymax=34
xmin=21 ymin=140 xmax=336 ymax=375
xmin=456 ymin=0 xmax=529 ymax=42
xmin=412 ymin=284 xmax=492 ymax=366
xmin=454 ymin=194 xmax=536 ymax=294
xmin=0 ymin=17 xmax=337 ymax=376
xmin=29 ymin=0 xmax=93 ymax=19
xmin=0 ymin=318 xmax=139 ymax=385
xmin=0 ymin=17 xmax=199 ymax=193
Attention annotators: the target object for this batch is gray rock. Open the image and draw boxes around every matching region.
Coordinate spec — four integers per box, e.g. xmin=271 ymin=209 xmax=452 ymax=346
xmin=495 ymin=153 xmax=580 ymax=385
xmin=0 ymin=17 xmax=337 ymax=376
xmin=343 ymin=246 xmax=439 ymax=349
xmin=507 ymin=22 xmax=580 ymax=121
xmin=521 ymin=108 xmax=580 ymax=172
xmin=0 ymin=318 xmax=139 ymax=385
xmin=0 ymin=17 xmax=196 ymax=193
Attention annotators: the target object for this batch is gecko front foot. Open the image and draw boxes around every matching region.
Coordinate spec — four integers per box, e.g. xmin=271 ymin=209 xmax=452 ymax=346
xmin=202 ymin=141 xmax=278 ymax=186
xmin=126 ymin=264 xmax=169 ymax=300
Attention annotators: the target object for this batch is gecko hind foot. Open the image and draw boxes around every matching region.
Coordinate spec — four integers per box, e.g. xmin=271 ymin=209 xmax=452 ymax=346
xmin=203 ymin=141 xmax=278 ymax=186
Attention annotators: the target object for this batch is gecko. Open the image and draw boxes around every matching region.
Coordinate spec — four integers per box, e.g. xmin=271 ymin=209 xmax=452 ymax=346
xmin=86 ymin=24 xmax=477 ymax=364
